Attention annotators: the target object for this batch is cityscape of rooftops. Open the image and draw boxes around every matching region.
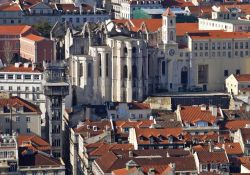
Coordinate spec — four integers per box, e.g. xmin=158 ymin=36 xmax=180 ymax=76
xmin=1 ymin=0 xmax=250 ymax=174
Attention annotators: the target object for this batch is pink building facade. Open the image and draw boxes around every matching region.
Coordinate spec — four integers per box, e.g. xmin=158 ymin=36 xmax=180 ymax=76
xmin=0 ymin=25 xmax=54 ymax=64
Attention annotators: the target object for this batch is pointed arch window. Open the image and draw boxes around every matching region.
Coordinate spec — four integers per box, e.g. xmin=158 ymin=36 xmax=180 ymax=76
xmin=123 ymin=65 xmax=128 ymax=78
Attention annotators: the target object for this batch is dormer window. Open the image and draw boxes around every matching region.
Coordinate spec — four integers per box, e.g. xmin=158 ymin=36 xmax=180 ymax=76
xmin=158 ymin=135 xmax=164 ymax=141
xmin=93 ymin=126 xmax=97 ymax=131
xmin=139 ymin=135 xmax=144 ymax=141
xmin=168 ymin=136 xmax=173 ymax=143
xmin=149 ymin=136 xmax=154 ymax=144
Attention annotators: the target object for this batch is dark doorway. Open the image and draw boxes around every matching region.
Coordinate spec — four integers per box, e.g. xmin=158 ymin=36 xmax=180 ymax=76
xmin=181 ymin=67 xmax=188 ymax=85
xmin=203 ymin=85 xmax=207 ymax=91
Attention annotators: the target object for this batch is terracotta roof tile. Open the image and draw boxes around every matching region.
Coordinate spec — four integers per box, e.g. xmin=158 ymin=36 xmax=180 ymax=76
xmin=0 ymin=96 xmax=41 ymax=113
xmin=0 ymin=64 xmax=43 ymax=73
xmin=193 ymin=143 xmax=243 ymax=155
xmin=89 ymin=143 xmax=133 ymax=157
xmin=17 ymin=135 xmax=51 ymax=151
xmin=197 ymin=151 xmax=229 ymax=164
xmin=180 ymin=106 xmax=217 ymax=125
xmin=224 ymin=120 xmax=250 ymax=131
xmin=0 ymin=2 xmax=21 ymax=11
xmin=19 ymin=150 xmax=62 ymax=167
xmin=235 ymin=74 xmax=250 ymax=82
xmin=188 ymin=30 xmax=250 ymax=40
xmin=176 ymin=23 xmax=199 ymax=36
xmin=22 ymin=33 xmax=44 ymax=42
xmin=0 ymin=25 xmax=32 ymax=35
xmin=135 ymin=128 xmax=184 ymax=145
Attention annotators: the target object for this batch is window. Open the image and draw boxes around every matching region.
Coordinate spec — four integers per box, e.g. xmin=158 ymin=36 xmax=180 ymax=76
xmin=25 ymin=87 xmax=29 ymax=91
xmin=240 ymin=42 xmax=244 ymax=49
xmin=240 ymin=51 xmax=244 ymax=57
xmin=52 ymin=139 xmax=61 ymax=147
xmin=34 ymin=75 xmax=39 ymax=80
xmin=0 ymin=74 xmax=4 ymax=79
xmin=246 ymin=42 xmax=249 ymax=49
xmin=25 ymin=94 xmax=29 ymax=99
xmin=123 ymin=65 xmax=128 ymax=78
xmin=236 ymin=69 xmax=240 ymax=75
xmin=98 ymin=54 xmax=102 ymax=77
xmin=162 ymin=61 xmax=166 ymax=75
xmin=9 ymin=86 xmax=12 ymax=91
xmin=76 ymin=17 xmax=80 ymax=23
xmin=217 ymin=42 xmax=221 ymax=49
xmin=24 ymin=75 xmax=31 ymax=79
xmin=228 ymin=52 xmax=231 ymax=58
xmin=5 ymin=118 xmax=10 ymax=123
xmin=224 ymin=70 xmax=228 ymax=77
xmin=228 ymin=42 xmax=231 ymax=49
xmin=194 ymin=43 xmax=198 ymax=50
xmin=0 ymin=86 xmax=3 ymax=90
xmin=211 ymin=164 xmax=217 ymax=169
xmin=16 ymin=116 xmax=20 ymax=122
xmin=26 ymin=117 xmax=30 ymax=122
xmin=132 ymin=47 xmax=136 ymax=54
xmin=87 ymin=63 xmax=92 ymax=78
xmin=198 ymin=65 xmax=208 ymax=84
xmin=205 ymin=43 xmax=208 ymax=50
xmin=16 ymin=75 xmax=21 ymax=79
xmin=8 ymin=74 xmax=13 ymax=79
xmin=212 ymin=43 xmax=215 ymax=50
xmin=124 ymin=47 xmax=128 ymax=55
xmin=26 ymin=128 xmax=30 ymax=133
xmin=235 ymin=42 xmax=238 ymax=49
xmin=202 ymin=165 xmax=207 ymax=170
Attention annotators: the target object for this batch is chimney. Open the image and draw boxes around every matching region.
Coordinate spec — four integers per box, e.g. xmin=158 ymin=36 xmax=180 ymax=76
xmin=32 ymin=63 xmax=36 ymax=71
xmin=209 ymin=105 xmax=217 ymax=117
xmin=129 ymin=150 xmax=133 ymax=158
xmin=209 ymin=142 xmax=214 ymax=152
xmin=222 ymin=143 xmax=225 ymax=150
xmin=200 ymin=104 xmax=206 ymax=111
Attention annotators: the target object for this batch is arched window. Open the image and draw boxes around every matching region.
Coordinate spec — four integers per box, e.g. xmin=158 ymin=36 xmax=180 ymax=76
xmin=87 ymin=63 xmax=92 ymax=78
xmin=170 ymin=19 xmax=173 ymax=26
xmin=132 ymin=65 xmax=137 ymax=78
xmin=170 ymin=31 xmax=174 ymax=41
xmin=132 ymin=47 xmax=136 ymax=54
xmin=124 ymin=47 xmax=128 ymax=55
xmin=98 ymin=54 xmax=102 ymax=77
xmin=84 ymin=32 xmax=89 ymax=38
xmin=123 ymin=65 xmax=128 ymax=78
xmin=162 ymin=61 xmax=166 ymax=75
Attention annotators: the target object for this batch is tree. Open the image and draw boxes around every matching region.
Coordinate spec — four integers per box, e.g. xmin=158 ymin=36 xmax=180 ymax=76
xmin=32 ymin=21 xmax=52 ymax=38
xmin=3 ymin=41 xmax=13 ymax=65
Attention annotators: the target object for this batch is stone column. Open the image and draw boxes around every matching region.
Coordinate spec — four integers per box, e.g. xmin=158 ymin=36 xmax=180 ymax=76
xmin=137 ymin=41 xmax=143 ymax=101
xmin=126 ymin=42 xmax=132 ymax=102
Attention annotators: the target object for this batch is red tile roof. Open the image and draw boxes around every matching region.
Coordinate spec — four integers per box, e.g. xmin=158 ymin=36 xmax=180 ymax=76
xmin=74 ymin=120 xmax=111 ymax=137
xmin=17 ymin=135 xmax=51 ymax=151
xmin=0 ymin=64 xmax=43 ymax=73
xmin=89 ymin=143 xmax=133 ymax=157
xmin=176 ymin=23 xmax=199 ymax=36
xmin=238 ymin=156 xmax=250 ymax=170
xmin=224 ymin=120 xmax=250 ymax=131
xmin=0 ymin=96 xmax=41 ymax=113
xmin=19 ymin=150 xmax=62 ymax=167
xmin=179 ymin=106 xmax=217 ymax=125
xmin=197 ymin=151 xmax=229 ymax=164
xmin=22 ymin=33 xmax=45 ymax=42
xmin=114 ymin=120 xmax=154 ymax=134
xmin=0 ymin=25 xmax=32 ymax=35
xmin=188 ymin=30 xmax=250 ymax=40
xmin=0 ymin=2 xmax=21 ymax=11
xmin=235 ymin=74 xmax=250 ymax=82
xmin=135 ymin=128 xmax=184 ymax=145
xmin=193 ymin=142 xmax=243 ymax=155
